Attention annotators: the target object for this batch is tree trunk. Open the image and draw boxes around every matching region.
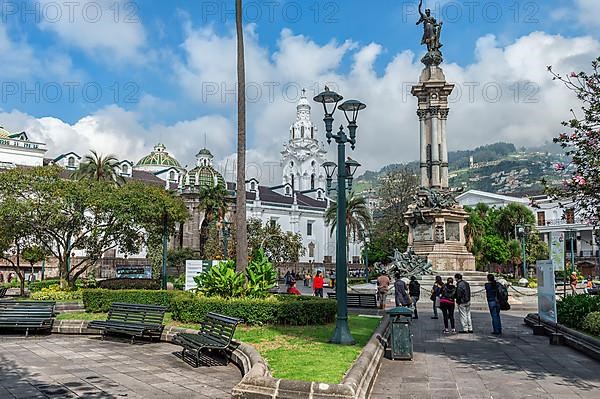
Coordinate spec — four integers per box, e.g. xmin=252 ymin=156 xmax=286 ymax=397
xmin=235 ymin=0 xmax=248 ymax=273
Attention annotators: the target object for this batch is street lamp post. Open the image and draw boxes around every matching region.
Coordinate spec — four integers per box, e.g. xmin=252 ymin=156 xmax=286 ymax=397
xmin=566 ymin=230 xmax=577 ymax=274
xmin=162 ymin=213 xmax=168 ymax=290
xmin=516 ymin=224 xmax=532 ymax=278
xmin=314 ymin=87 xmax=366 ymax=345
xmin=364 ymin=235 xmax=370 ymax=283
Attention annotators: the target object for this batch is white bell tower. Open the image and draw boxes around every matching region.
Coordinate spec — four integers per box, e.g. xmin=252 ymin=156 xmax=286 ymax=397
xmin=281 ymin=89 xmax=327 ymax=192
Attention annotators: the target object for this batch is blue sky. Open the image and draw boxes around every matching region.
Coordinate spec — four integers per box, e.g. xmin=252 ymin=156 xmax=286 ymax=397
xmin=1 ymin=0 xmax=599 ymax=179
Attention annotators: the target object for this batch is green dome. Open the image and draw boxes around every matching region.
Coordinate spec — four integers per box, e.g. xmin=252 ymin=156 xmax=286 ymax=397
xmin=185 ymin=165 xmax=225 ymax=189
xmin=136 ymin=143 xmax=181 ymax=168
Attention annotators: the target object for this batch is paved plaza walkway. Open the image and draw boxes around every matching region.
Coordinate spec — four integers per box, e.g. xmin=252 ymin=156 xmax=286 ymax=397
xmin=371 ymin=309 xmax=600 ymax=399
xmin=0 ymin=335 xmax=241 ymax=398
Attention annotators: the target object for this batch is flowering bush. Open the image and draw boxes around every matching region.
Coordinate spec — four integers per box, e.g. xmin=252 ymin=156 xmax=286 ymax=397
xmin=30 ymin=284 xmax=82 ymax=301
xmin=546 ymin=58 xmax=600 ymax=233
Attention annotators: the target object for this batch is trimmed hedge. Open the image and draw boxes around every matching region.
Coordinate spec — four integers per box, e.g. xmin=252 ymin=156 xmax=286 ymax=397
xmin=557 ymin=294 xmax=600 ymax=330
xmin=171 ymin=294 xmax=337 ymax=326
xmin=582 ymin=312 xmax=600 ymax=337
xmin=82 ymin=289 xmax=184 ymax=312
xmin=97 ymin=278 xmax=160 ymax=290
xmin=30 ymin=279 xmax=61 ymax=292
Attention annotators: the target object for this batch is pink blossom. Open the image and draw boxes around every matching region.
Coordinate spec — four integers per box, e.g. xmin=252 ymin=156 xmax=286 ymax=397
xmin=559 ymin=133 xmax=568 ymax=140
xmin=571 ymin=133 xmax=577 ymax=140
xmin=574 ymin=176 xmax=586 ymax=186
xmin=570 ymin=72 xmax=578 ymax=77
xmin=553 ymin=162 xmax=566 ymax=171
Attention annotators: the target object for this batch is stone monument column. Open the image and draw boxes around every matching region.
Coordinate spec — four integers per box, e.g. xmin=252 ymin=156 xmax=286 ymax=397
xmin=404 ymin=1 xmax=476 ymax=272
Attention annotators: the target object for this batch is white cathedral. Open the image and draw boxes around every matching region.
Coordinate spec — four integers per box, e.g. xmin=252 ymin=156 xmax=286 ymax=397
xmin=0 ymin=91 xmax=364 ymax=270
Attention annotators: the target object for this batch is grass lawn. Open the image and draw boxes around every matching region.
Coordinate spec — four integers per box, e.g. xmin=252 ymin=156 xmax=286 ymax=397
xmin=57 ymin=312 xmax=382 ymax=384
xmin=234 ymin=315 xmax=382 ymax=384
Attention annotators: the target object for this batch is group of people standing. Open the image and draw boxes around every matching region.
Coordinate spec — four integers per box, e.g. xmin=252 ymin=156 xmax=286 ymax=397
xmin=378 ymin=272 xmax=510 ymax=335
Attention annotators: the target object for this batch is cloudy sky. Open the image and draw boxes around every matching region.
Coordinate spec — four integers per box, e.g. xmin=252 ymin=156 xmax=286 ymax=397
xmin=1 ymin=0 xmax=599 ymax=184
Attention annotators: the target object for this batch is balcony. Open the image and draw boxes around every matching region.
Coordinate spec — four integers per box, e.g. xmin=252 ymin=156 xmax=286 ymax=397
xmin=566 ymin=251 xmax=599 ymax=265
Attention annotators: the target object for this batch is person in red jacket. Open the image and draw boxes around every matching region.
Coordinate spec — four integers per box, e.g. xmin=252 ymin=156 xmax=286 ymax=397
xmin=313 ymin=270 xmax=324 ymax=297
xmin=287 ymin=280 xmax=301 ymax=295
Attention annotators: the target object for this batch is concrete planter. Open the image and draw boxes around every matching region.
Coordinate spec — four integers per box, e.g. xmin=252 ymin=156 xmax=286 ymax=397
xmin=524 ymin=313 xmax=600 ymax=361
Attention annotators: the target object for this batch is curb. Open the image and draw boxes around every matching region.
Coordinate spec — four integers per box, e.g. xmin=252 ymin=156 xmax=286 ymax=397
xmin=524 ymin=313 xmax=600 ymax=362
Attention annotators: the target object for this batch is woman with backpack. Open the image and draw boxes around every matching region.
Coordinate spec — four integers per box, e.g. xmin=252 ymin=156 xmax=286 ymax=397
xmin=430 ymin=276 xmax=443 ymax=319
xmin=439 ymin=277 xmax=457 ymax=333
xmin=485 ymin=274 xmax=503 ymax=335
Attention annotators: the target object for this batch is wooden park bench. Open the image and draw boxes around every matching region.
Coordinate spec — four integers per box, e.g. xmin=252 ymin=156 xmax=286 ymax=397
xmin=88 ymin=302 xmax=166 ymax=344
xmin=0 ymin=287 xmax=8 ymax=298
xmin=0 ymin=301 xmax=55 ymax=337
xmin=327 ymin=292 xmax=378 ymax=308
xmin=173 ymin=312 xmax=243 ymax=367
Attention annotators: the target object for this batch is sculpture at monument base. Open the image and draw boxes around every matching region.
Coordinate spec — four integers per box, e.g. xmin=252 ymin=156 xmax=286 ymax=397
xmin=375 ymin=248 xmax=433 ymax=279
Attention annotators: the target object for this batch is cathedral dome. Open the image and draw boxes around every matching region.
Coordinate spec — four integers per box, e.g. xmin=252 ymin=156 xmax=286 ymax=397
xmin=180 ymin=147 xmax=225 ymax=190
xmin=136 ymin=143 xmax=182 ymax=168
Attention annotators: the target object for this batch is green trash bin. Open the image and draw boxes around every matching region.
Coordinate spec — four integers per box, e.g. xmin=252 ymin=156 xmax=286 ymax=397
xmin=386 ymin=306 xmax=413 ymax=360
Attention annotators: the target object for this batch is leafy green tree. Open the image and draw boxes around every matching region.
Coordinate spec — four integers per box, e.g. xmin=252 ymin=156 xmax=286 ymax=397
xmin=495 ymin=203 xmax=536 ymax=240
xmin=481 ymin=235 xmax=510 ymax=266
xmin=22 ymin=245 xmax=46 ymax=276
xmin=73 ymin=150 xmax=125 ymax=186
xmin=167 ymin=247 xmax=197 ymax=275
xmin=247 ymin=219 xmax=305 ymax=265
xmin=0 ymin=214 xmax=31 ymax=295
xmin=0 ymin=166 xmax=188 ymax=287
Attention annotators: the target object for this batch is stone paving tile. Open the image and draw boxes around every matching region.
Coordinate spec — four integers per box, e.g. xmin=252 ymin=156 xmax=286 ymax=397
xmin=371 ymin=309 xmax=600 ymax=399
xmin=0 ymin=335 xmax=241 ymax=398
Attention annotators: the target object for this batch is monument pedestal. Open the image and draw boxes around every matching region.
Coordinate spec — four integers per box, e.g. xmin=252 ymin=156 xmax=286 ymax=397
xmin=405 ymin=204 xmax=476 ymax=272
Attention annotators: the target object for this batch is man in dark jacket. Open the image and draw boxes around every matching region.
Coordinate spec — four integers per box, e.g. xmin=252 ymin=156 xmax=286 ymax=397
xmin=408 ymin=276 xmax=421 ymax=319
xmin=455 ymin=273 xmax=473 ymax=333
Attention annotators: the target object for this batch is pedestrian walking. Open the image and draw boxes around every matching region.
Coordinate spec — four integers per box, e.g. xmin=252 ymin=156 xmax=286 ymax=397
xmin=440 ymin=277 xmax=457 ymax=333
xmin=485 ymin=274 xmax=503 ymax=335
xmin=330 ymin=270 xmax=336 ymax=289
xmin=304 ymin=272 xmax=311 ymax=287
xmin=570 ymin=272 xmax=578 ymax=295
xmin=313 ymin=270 xmax=324 ymax=297
xmin=287 ymin=280 xmax=301 ymax=295
xmin=377 ymin=271 xmax=391 ymax=309
xmin=408 ymin=276 xmax=420 ymax=319
xmin=394 ymin=273 xmax=411 ymax=307
xmin=430 ymin=275 xmax=443 ymax=319
xmin=455 ymin=273 xmax=473 ymax=333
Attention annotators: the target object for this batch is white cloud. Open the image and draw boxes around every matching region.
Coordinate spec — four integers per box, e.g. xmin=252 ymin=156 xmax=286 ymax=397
xmin=36 ymin=0 xmax=148 ymax=63
xmin=173 ymin=27 xmax=600 ymax=174
xmin=0 ymin=106 xmax=234 ymax=167
xmin=576 ymin=0 xmax=600 ymax=28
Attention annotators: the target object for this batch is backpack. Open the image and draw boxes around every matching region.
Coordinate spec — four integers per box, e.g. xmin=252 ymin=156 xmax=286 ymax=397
xmin=496 ymin=282 xmax=511 ymax=311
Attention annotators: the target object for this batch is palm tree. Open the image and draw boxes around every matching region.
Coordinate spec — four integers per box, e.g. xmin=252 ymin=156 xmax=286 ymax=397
xmin=325 ymin=193 xmax=373 ymax=242
xmin=73 ymin=150 xmax=125 ymax=186
xmin=235 ymin=0 xmax=248 ymax=272
xmin=198 ymin=185 xmax=229 ymax=256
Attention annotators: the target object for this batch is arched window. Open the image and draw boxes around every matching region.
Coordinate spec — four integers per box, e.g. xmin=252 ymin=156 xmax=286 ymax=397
xmin=308 ymin=242 xmax=315 ymax=258
xmin=68 ymin=157 xmax=75 ymax=168
xmin=122 ymin=164 xmax=129 ymax=174
xmin=286 ymin=186 xmax=291 ymax=196
xmin=169 ymin=171 xmax=175 ymax=180
xmin=311 ymin=174 xmax=315 ymax=190
xmin=301 ymin=126 xmax=305 ymax=138
xmin=317 ymin=191 xmax=322 ymax=199
xmin=311 ymin=160 xmax=316 ymax=167
xmin=291 ymin=175 xmax=295 ymax=190
xmin=311 ymin=126 xmax=314 ymax=138
xmin=250 ymin=182 xmax=256 ymax=191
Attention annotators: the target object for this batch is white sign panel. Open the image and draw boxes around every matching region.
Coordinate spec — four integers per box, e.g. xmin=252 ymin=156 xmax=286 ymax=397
xmin=184 ymin=260 xmax=225 ymax=291
xmin=550 ymin=232 xmax=565 ymax=271
xmin=536 ymin=260 xmax=557 ymax=323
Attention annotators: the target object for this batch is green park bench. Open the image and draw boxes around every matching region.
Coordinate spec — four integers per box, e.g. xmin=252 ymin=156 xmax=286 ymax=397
xmin=327 ymin=292 xmax=378 ymax=308
xmin=88 ymin=302 xmax=166 ymax=344
xmin=173 ymin=312 xmax=243 ymax=367
xmin=0 ymin=301 xmax=56 ymax=337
